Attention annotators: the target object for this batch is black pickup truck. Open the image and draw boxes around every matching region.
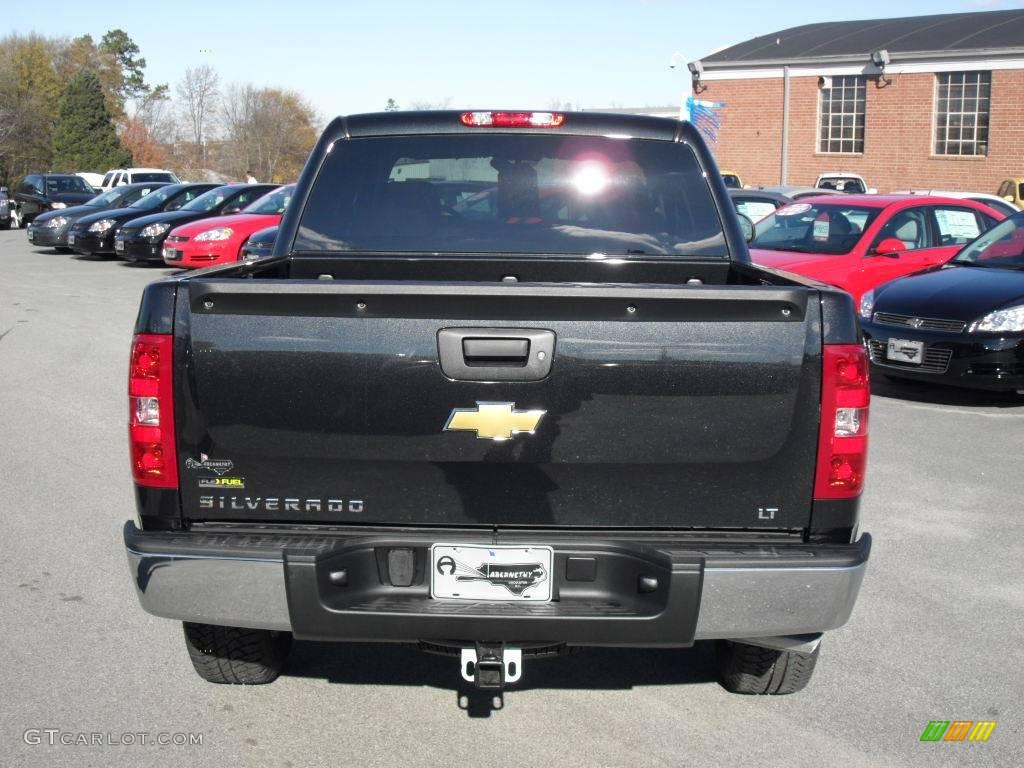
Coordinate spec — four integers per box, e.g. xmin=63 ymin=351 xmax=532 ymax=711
xmin=124 ymin=110 xmax=871 ymax=695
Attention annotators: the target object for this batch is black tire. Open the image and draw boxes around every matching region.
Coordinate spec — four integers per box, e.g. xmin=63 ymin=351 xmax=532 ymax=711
xmin=183 ymin=622 xmax=292 ymax=685
xmin=714 ymin=640 xmax=819 ymax=695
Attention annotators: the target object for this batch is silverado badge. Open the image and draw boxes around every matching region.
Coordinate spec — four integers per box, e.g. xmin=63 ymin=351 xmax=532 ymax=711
xmin=443 ymin=402 xmax=546 ymax=441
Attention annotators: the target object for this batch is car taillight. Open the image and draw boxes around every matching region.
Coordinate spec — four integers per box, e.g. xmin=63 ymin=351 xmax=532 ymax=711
xmin=460 ymin=111 xmax=565 ymax=128
xmin=814 ymin=344 xmax=869 ymax=499
xmin=129 ymin=334 xmax=178 ymax=488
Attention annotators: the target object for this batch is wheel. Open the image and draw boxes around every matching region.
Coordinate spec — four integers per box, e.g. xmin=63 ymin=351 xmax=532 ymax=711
xmin=182 ymin=622 xmax=292 ymax=684
xmin=714 ymin=640 xmax=820 ymax=695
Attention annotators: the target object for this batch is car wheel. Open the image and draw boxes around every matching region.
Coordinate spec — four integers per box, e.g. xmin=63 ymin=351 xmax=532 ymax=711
xmin=182 ymin=622 xmax=291 ymax=684
xmin=714 ymin=640 xmax=820 ymax=695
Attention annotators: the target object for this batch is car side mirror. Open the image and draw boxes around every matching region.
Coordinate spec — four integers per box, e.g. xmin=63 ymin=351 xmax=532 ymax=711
xmin=873 ymin=237 xmax=907 ymax=258
xmin=737 ymin=213 xmax=755 ymax=244
xmin=222 ymin=205 xmax=242 ymax=214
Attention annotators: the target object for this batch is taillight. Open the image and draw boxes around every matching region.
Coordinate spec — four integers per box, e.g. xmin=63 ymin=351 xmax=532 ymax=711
xmin=460 ymin=111 xmax=565 ymax=128
xmin=129 ymin=334 xmax=178 ymax=488
xmin=814 ymin=344 xmax=869 ymax=499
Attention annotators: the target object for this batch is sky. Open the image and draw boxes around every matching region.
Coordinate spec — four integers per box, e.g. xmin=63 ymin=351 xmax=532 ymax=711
xmin=9 ymin=0 xmax=1024 ymax=121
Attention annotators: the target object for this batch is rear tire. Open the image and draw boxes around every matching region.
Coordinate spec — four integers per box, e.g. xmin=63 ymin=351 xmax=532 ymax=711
xmin=714 ymin=640 xmax=819 ymax=695
xmin=183 ymin=622 xmax=292 ymax=684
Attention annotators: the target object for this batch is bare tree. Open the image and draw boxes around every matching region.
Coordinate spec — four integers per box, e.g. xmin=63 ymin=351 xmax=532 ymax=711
xmin=176 ymin=65 xmax=219 ymax=146
xmin=220 ymin=83 xmax=318 ymax=182
xmin=408 ymin=97 xmax=452 ymax=110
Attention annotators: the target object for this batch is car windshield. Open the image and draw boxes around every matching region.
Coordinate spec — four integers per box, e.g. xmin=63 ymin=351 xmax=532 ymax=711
xmin=130 ymin=185 xmax=183 ymax=209
xmin=295 ymin=134 xmax=728 ymax=257
xmin=733 ymin=197 xmax=779 ymax=222
xmin=183 ymin=187 xmax=232 ymax=212
xmin=244 ymin=186 xmax=294 ymax=215
xmin=818 ymin=178 xmax=866 ymax=194
xmin=132 ymin=172 xmax=177 ymax=183
xmin=45 ymin=176 xmax=91 ymax=194
xmin=751 ymin=202 xmax=881 ymax=255
xmin=952 ymin=213 xmax=1024 ymax=268
xmin=95 ymin=185 xmax=156 ymax=207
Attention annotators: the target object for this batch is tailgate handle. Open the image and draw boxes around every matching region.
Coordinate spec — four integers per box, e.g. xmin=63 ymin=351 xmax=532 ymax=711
xmin=462 ymin=338 xmax=529 ymax=366
xmin=438 ymin=328 xmax=555 ymax=382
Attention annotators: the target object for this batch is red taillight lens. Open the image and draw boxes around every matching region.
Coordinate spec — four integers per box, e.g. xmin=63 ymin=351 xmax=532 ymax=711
xmin=814 ymin=344 xmax=869 ymax=499
xmin=460 ymin=111 xmax=565 ymax=128
xmin=129 ymin=334 xmax=177 ymax=488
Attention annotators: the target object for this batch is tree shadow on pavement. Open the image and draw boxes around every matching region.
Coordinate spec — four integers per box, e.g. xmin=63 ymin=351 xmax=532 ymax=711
xmin=284 ymin=641 xmax=719 ymax=718
xmin=871 ymin=374 xmax=1024 ymax=409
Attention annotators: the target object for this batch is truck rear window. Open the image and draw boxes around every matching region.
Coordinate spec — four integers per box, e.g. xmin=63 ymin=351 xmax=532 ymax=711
xmin=295 ymin=135 xmax=727 ymax=257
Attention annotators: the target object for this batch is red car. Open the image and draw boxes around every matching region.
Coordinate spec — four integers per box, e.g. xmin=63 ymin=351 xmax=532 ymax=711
xmin=749 ymin=195 xmax=1005 ymax=304
xmin=162 ymin=184 xmax=294 ymax=267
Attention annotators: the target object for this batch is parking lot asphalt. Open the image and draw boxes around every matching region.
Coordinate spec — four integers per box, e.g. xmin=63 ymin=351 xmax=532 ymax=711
xmin=1 ymin=229 xmax=1022 ymax=768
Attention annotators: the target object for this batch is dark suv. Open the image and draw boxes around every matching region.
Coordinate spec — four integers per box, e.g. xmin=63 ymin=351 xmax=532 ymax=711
xmin=11 ymin=174 xmax=97 ymax=227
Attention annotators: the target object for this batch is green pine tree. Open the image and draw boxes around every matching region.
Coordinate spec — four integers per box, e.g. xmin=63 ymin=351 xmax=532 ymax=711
xmin=51 ymin=69 xmax=132 ymax=172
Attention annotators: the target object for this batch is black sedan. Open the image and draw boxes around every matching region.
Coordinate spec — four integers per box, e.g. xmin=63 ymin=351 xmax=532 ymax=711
xmin=861 ymin=212 xmax=1024 ymax=392
xmin=727 ymin=189 xmax=791 ymax=224
xmin=68 ymin=183 xmax=219 ymax=256
xmin=113 ymin=184 xmax=277 ymax=263
xmin=27 ymin=182 xmax=169 ymax=250
xmin=241 ymin=224 xmax=278 ymax=260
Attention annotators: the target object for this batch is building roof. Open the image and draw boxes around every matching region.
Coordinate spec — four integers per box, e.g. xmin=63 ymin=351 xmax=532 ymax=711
xmin=702 ymin=9 xmax=1024 ymax=68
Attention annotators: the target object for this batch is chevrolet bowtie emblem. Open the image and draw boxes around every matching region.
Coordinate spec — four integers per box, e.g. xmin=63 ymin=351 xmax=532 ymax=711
xmin=443 ymin=402 xmax=546 ymax=440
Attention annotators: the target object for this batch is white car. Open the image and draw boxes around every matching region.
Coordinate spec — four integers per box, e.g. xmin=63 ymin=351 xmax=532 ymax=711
xmin=76 ymin=172 xmax=105 ymax=192
xmin=99 ymin=168 xmax=180 ymax=191
xmin=815 ymin=172 xmax=876 ymax=195
xmin=891 ymin=190 xmax=1020 ymax=218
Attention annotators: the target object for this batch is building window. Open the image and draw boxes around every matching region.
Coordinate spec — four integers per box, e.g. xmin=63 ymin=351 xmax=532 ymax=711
xmin=819 ymin=75 xmax=866 ymax=154
xmin=934 ymin=72 xmax=990 ymax=156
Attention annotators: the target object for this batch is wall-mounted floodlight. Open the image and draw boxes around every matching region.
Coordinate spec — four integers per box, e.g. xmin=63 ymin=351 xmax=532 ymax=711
xmin=688 ymin=60 xmax=705 ymax=91
xmin=870 ymin=49 xmax=892 ymax=86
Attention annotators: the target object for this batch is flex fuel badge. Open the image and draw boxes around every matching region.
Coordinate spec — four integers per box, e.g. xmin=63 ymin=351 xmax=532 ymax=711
xmin=198 ymin=477 xmax=245 ymax=489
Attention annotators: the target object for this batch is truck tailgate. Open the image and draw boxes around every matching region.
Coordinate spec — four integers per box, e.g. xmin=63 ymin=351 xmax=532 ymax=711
xmin=175 ymin=280 xmax=822 ymax=530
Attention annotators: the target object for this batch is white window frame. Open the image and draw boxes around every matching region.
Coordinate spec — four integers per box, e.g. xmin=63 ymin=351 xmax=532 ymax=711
xmin=934 ymin=72 xmax=991 ymax=157
xmin=818 ymin=75 xmax=866 ymax=154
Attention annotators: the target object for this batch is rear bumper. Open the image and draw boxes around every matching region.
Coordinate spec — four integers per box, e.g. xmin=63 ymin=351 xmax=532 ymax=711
xmin=124 ymin=523 xmax=870 ymax=646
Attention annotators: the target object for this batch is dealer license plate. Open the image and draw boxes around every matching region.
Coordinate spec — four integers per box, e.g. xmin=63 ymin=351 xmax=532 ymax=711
xmin=431 ymin=544 xmax=553 ymax=602
xmin=887 ymin=338 xmax=924 ymax=365
xmin=115 ymin=240 xmax=125 ymax=252
xmin=67 ymin=234 xmax=75 ymax=246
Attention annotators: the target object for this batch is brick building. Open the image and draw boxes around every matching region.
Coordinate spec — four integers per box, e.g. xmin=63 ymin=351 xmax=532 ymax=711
xmin=689 ymin=9 xmax=1024 ymax=193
